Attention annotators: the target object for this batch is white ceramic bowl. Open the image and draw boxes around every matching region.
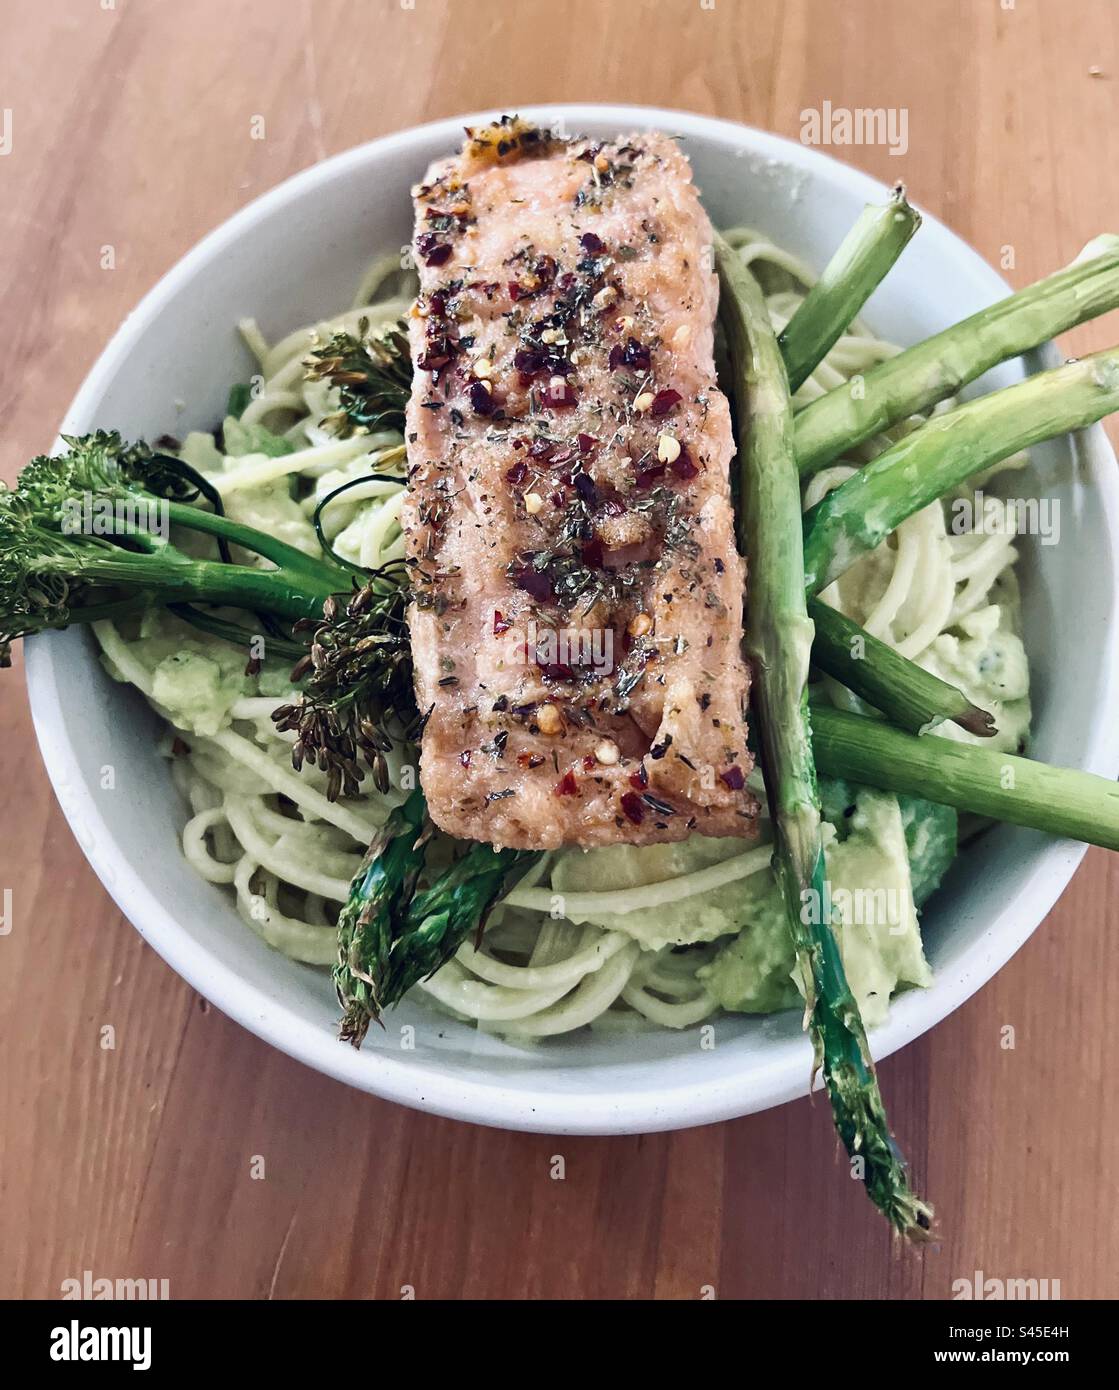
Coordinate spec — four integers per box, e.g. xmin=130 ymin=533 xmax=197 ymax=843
xmin=26 ymin=106 xmax=1119 ymax=1134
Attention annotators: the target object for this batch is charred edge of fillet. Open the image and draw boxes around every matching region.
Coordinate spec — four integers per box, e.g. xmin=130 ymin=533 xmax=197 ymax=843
xmin=459 ymin=115 xmax=565 ymax=166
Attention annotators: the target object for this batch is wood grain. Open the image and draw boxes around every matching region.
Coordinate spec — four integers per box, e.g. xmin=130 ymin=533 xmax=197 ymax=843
xmin=2 ymin=0 xmax=1117 ymax=1300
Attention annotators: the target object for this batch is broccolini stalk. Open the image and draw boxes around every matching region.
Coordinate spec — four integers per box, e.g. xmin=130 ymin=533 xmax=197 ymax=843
xmin=0 ymin=433 xmax=349 ymax=661
xmin=167 ymin=604 xmax=307 ymax=660
xmin=802 ymin=347 xmax=1119 ymax=594
xmin=715 ymin=233 xmax=933 ymax=1239
xmin=779 ymin=186 xmax=921 ymax=393
xmin=813 ymin=706 xmax=1119 ymax=848
xmin=795 ymin=233 xmax=1119 ymax=476
xmin=810 ymin=599 xmax=995 ymax=737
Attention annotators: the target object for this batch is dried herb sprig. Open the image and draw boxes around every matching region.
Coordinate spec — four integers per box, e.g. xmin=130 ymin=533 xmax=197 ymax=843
xmin=271 ymin=567 xmax=415 ymax=800
xmin=304 ymin=318 xmax=412 ymax=437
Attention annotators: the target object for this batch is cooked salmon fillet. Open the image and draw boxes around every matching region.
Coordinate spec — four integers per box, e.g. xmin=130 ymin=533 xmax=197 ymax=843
xmin=402 ymin=118 xmax=757 ymax=850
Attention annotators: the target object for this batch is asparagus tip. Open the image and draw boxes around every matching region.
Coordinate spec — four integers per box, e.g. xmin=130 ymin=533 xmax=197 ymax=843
xmin=828 ymin=1065 xmax=936 ymax=1242
xmin=338 ymin=999 xmax=381 ymax=1048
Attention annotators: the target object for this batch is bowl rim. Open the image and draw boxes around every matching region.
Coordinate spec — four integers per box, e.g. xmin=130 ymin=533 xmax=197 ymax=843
xmin=25 ymin=104 xmax=1119 ymax=1134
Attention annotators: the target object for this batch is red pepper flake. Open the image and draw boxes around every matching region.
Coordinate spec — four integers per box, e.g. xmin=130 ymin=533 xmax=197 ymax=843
xmin=514 ymin=347 xmax=545 ymax=376
xmin=428 ymin=244 xmax=453 ymax=266
xmin=572 ymin=471 xmax=597 ymax=502
xmin=620 ymin=792 xmax=645 ymax=824
xmin=635 ymin=462 xmax=666 ymax=490
xmin=609 ymin=338 xmax=652 ymax=372
xmin=577 ymin=432 xmax=597 ymax=454
xmin=493 ymin=610 xmax=510 ymax=635
xmin=554 ymin=770 xmax=579 ymax=797
xmin=469 ymin=381 xmax=495 ymax=416
xmin=505 ymin=459 xmax=528 ymax=485
xmin=581 ymin=538 xmax=604 ymax=569
xmin=416 ymin=233 xmax=454 ymax=267
xmin=629 ymin=763 xmax=649 ymax=790
xmin=511 ymin=565 xmax=554 ymax=602
xmin=539 ymin=662 xmax=575 ymax=682
xmin=583 ymin=754 xmax=598 ymax=771
xmin=580 ymin=232 xmax=605 ymax=254
xmin=720 ymin=765 xmax=745 ymax=790
xmin=517 ymin=752 xmax=546 ymax=769
xmin=650 ymin=388 xmax=682 ymax=416
xmin=670 ymin=443 xmax=699 ymax=480
xmin=460 ymin=749 xmax=473 ymax=768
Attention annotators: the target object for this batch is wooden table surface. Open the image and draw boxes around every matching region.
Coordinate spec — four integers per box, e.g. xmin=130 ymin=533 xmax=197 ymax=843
xmin=2 ymin=0 xmax=1117 ymax=1300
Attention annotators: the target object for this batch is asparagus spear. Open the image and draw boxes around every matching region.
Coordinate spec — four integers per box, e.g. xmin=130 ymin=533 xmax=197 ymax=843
xmin=802 ymin=346 xmax=1119 ymax=594
xmin=377 ymin=840 xmax=536 ymax=1009
xmin=335 ymin=790 xmax=535 ymax=1044
xmin=796 ymin=233 xmax=1119 ymax=476
xmin=809 ymin=599 xmax=995 ymax=737
xmin=813 ymin=706 xmax=1119 ymax=849
xmin=335 ymin=787 xmax=430 ymax=1046
xmin=716 ymin=232 xmax=933 ymax=1239
xmin=779 ymin=186 xmax=921 ymax=393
